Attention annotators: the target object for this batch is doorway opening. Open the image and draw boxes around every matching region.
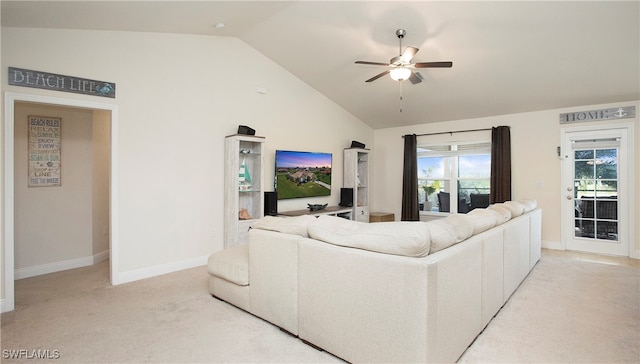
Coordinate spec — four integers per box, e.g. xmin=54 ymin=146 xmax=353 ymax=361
xmin=3 ymin=92 xmax=119 ymax=313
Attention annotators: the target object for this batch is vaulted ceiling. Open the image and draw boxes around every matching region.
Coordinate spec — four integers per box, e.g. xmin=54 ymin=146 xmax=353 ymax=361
xmin=3 ymin=1 xmax=639 ymax=129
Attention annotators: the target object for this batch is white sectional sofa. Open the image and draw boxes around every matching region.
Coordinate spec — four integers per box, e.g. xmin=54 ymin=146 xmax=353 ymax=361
xmin=207 ymin=200 xmax=541 ymax=363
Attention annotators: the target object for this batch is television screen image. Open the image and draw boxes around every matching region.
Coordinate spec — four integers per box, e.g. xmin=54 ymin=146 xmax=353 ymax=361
xmin=275 ymin=150 xmax=332 ymax=200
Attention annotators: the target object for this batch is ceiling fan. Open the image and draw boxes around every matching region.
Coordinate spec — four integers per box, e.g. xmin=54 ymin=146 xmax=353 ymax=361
xmin=355 ymin=29 xmax=453 ymax=84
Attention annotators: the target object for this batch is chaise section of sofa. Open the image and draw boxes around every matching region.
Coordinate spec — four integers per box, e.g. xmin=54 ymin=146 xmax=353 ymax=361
xmin=207 ymin=215 xmax=315 ymax=335
xmin=248 ymin=228 xmax=300 ymax=335
xmin=207 ymin=244 xmax=250 ymax=311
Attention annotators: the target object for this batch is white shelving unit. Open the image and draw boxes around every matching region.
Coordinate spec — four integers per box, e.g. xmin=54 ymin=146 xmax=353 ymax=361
xmin=224 ymin=134 xmax=265 ymax=248
xmin=343 ymin=148 xmax=370 ymax=222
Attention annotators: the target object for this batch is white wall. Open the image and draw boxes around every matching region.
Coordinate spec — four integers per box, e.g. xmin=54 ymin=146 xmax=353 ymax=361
xmin=1 ymin=20 xmax=5 ymax=302
xmin=1 ymin=27 xmax=373 ymax=299
xmin=92 ymin=110 xmax=110 ymax=258
xmin=372 ymin=101 xmax=639 ymax=257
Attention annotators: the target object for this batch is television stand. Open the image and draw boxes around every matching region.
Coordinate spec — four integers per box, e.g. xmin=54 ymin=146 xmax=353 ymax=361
xmin=279 ymin=206 xmax=353 ymax=220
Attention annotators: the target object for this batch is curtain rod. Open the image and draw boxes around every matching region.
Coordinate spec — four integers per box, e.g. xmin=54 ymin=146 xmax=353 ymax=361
xmin=402 ymin=128 xmax=493 ymax=138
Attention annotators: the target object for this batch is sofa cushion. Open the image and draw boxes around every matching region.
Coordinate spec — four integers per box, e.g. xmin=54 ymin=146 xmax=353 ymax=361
xmin=308 ymin=216 xmax=431 ymax=257
xmin=518 ymin=198 xmax=537 ymax=212
xmin=466 ymin=209 xmax=498 ymax=235
xmin=487 ymin=204 xmax=512 ymax=225
xmin=425 ymin=214 xmax=475 ymax=253
xmin=251 ymin=215 xmax=316 ymax=237
xmin=207 ymin=245 xmax=249 ymax=286
xmin=503 ymin=201 xmax=525 ymax=217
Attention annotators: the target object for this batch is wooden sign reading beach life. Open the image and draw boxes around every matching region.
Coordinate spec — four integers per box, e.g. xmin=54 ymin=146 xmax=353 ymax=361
xmin=8 ymin=67 xmax=116 ymax=98
xmin=28 ymin=116 xmax=61 ymax=187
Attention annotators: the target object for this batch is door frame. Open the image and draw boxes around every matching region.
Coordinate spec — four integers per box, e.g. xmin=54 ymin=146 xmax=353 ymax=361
xmin=560 ymin=122 xmax=635 ymax=257
xmin=2 ymin=92 xmax=120 ymax=313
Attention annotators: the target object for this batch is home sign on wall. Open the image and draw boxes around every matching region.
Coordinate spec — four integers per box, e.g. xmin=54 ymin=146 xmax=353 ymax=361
xmin=28 ymin=116 xmax=61 ymax=187
xmin=8 ymin=67 xmax=116 ymax=98
xmin=559 ymin=106 xmax=635 ymax=124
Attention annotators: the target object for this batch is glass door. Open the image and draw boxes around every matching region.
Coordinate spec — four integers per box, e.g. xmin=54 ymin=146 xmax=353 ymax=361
xmin=562 ymin=127 xmax=629 ymax=256
xmin=573 ymin=146 xmax=618 ymax=240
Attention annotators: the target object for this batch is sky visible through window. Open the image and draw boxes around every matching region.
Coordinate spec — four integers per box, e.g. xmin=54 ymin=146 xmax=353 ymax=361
xmin=418 ymin=154 xmax=490 ymax=179
xmin=459 ymin=155 xmax=491 ymax=178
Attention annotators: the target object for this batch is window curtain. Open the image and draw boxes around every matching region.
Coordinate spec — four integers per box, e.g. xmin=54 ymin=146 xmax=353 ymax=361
xmin=490 ymin=126 xmax=511 ymax=203
xmin=401 ymin=134 xmax=419 ymax=221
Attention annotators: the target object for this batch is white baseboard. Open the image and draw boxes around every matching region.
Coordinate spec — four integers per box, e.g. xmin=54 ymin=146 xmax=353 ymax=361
xmin=93 ymin=250 xmax=110 ymax=264
xmin=0 ymin=298 xmax=13 ymax=313
xmin=112 ymin=255 xmax=208 ymax=285
xmin=14 ymin=250 xmax=110 ymax=280
xmin=542 ymin=240 xmax=564 ymax=251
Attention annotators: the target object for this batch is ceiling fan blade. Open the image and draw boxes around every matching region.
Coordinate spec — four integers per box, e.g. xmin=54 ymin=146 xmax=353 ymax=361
xmin=355 ymin=61 xmax=390 ymax=66
xmin=409 ymin=72 xmax=423 ymax=85
xmin=365 ymin=70 xmax=390 ymax=82
xmin=414 ymin=61 xmax=453 ymax=68
xmin=400 ymin=46 xmax=419 ymax=63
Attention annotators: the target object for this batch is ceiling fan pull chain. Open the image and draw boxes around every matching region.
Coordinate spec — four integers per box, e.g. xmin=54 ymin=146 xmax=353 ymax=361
xmin=399 ymin=82 xmax=404 ymax=113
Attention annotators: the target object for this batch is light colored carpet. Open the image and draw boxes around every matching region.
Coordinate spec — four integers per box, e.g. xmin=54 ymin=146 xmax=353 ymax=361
xmin=1 ymin=261 xmax=342 ymax=363
xmin=459 ymin=254 xmax=640 ymax=363
xmin=2 ymin=251 xmax=638 ymax=363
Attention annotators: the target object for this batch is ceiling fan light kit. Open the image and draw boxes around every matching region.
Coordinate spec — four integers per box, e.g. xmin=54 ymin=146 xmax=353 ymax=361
xmin=390 ymin=67 xmax=411 ymax=81
xmin=355 ymin=29 xmax=453 ymax=83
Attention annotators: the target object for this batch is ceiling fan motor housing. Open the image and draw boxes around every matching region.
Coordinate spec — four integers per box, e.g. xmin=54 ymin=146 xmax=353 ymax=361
xmin=390 ymin=55 xmax=404 ymax=65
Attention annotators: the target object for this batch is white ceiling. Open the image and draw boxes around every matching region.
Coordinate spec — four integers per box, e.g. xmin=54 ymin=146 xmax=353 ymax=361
xmin=2 ymin=1 xmax=639 ymax=129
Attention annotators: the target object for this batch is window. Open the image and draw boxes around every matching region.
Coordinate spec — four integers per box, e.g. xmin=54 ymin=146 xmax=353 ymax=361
xmin=417 ymin=141 xmax=491 ymax=213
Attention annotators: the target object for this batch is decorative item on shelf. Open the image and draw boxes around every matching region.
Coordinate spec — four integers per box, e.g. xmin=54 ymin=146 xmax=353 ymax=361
xmin=307 ymin=203 xmax=328 ymax=211
xmin=237 ymin=125 xmax=255 ymax=135
xmin=238 ymin=208 xmax=252 ymax=220
xmin=238 ymin=157 xmax=252 ymax=191
xmin=350 ymin=140 xmax=366 ymax=148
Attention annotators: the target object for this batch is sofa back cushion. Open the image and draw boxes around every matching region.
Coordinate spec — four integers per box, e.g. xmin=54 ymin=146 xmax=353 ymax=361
xmin=518 ymin=198 xmax=537 ymax=212
xmin=426 ymin=214 xmax=475 ymax=253
xmin=308 ymin=216 xmax=431 ymax=257
xmin=487 ymin=204 xmax=512 ymax=225
xmin=466 ymin=209 xmax=498 ymax=235
xmin=251 ymin=215 xmax=317 ymax=237
xmin=502 ymin=201 xmax=525 ymax=217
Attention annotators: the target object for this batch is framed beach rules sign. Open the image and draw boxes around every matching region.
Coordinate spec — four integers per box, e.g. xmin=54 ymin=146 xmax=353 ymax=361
xmin=28 ymin=116 xmax=61 ymax=187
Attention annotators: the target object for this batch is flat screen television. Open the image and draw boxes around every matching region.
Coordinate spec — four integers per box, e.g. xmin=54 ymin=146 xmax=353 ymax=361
xmin=275 ymin=150 xmax=332 ymax=200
